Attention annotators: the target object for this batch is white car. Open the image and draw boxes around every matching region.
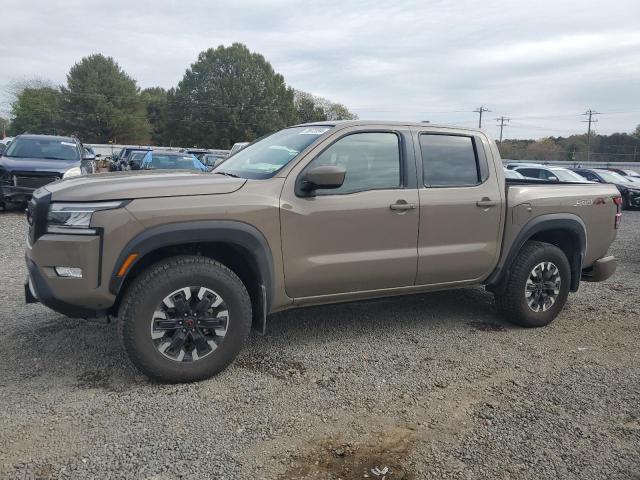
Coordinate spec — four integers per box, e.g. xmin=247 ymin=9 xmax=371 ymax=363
xmin=514 ymin=165 xmax=591 ymax=183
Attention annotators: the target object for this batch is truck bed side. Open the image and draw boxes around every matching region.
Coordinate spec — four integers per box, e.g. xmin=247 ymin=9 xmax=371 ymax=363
xmin=502 ymin=182 xmax=619 ymax=269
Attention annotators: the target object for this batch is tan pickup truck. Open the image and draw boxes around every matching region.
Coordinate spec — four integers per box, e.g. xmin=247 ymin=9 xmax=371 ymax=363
xmin=25 ymin=121 xmax=621 ymax=382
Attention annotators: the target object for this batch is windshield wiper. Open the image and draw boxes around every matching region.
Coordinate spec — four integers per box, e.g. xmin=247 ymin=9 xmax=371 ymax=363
xmin=213 ymin=171 xmax=240 ymax=178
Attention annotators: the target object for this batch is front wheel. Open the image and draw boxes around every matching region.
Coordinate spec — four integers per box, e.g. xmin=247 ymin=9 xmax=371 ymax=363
xmin=494 ymin=241 xmax=571 ymax=328
xmin=118 ymin=255 xmax=252 ymax=383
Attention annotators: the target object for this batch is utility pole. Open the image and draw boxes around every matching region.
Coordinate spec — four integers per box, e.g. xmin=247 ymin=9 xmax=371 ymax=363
xmin=582 ymin=109 xmax=600 ymax=162
xmin=474 ymin=106 xmax=491 ymax=128
xmin=496 ymin=116 xmax=510 ymax=145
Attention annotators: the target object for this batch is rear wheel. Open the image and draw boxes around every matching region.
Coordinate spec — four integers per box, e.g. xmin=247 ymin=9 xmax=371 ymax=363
xmin=494 ymin=241 xmax=570 ymax=328
xmin=118 ymin=255 xmax=252 ymax=383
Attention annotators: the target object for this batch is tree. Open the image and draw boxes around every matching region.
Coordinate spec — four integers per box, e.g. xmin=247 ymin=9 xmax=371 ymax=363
xmin=141 ymin=87 xmax=168 ymax=145
xmin=293 ymin=90 xmax=358 ymax=123
xmin=293 ymin=90 xmax=327 ymax=123
xmin=61 ymin=54 xmax=149 ymax=143
xmin=9 ymin=83 xmax=63 ymax=136
xmin=166 ymin=43 xmax=297 ymax=148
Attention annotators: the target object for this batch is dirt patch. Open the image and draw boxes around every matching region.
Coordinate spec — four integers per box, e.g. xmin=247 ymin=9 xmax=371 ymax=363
xmin=468 ymin=320 xmax=506 ymax=332
xmin=280 ymin=427 xmax=417 ymax=480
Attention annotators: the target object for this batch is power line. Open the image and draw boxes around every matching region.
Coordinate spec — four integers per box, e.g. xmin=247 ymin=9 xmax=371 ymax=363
xmin=496 ymin=116 xmax=510 ymax=145
xmin=473 ymin=106 xmax=491 ymax=128
xmin=582 ymin=109 xmax=600 ymax=161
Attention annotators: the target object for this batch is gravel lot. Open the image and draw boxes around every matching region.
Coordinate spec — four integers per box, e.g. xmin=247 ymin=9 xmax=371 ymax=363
xmin=0 ymin=209 xmax=638 ymax=480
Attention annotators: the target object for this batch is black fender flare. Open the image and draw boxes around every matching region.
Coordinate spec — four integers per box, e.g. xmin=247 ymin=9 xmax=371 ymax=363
xmin=486 ymin=213 xmax=587 ymax=293
xmin=109 ymin=220 xmax=275 ymax=307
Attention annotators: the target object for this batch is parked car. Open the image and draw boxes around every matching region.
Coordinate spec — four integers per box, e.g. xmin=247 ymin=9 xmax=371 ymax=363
xmin=110 ymin=147 xmax=151 ymax=171
xmin=25 ymin=121 xmax=620 ymax=382
xmin=0 ymin=134 xmax=96 ymax=209
xmin=514 ymin=165 xmax=591 ymax=183
xmin=199 ymin=153 xmax=227 ymax=170
xmin=571 ymin=168 xmax=640 ymax=209
xmin=229 ymin=142 xmax=249 ymax=156
xmin=140 ymin=151 xmax=208 ymax=171
xmin=127 ymin=151 xmax=148 ymax=170
xmin=503 ymin=168 xmax=526 ymax=179
xmin=504 ymin=162 xmax=544 ymax=170
xmin=607 ymin=167 xmax=640 ymax=181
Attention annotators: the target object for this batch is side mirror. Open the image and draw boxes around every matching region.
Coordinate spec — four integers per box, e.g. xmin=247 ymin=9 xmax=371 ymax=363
xmin=548 ymin=176 xmax=558 ymax=181
xmin=299 ymin=165 xmax=346 ymax=194
xmin=82 ymin=152 xmax=96 ymax=161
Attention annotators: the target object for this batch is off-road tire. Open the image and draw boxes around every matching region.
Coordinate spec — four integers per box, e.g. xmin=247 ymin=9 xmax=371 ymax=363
xmin=494 ymin=241 xmax=570 ymax=328
xmin=118 ymin=255 xmax=252 ymax=383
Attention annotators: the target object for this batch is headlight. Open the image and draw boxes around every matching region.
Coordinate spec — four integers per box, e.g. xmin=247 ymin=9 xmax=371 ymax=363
xmin=62 ymin=166 xmax=82 ymax=179
xmin=47 ymin=201 xmax=126 ymax=234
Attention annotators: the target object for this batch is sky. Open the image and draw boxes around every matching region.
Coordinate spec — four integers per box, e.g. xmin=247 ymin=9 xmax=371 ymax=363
xmin=1 ymin=0 xmax=639 ymax=140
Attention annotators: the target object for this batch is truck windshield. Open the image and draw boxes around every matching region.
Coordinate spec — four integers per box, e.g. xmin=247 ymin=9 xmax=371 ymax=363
xmin=214 ymin=126 xmax=332 ymax=179
xmin=4 ymin=137 xmax=79 ymax=161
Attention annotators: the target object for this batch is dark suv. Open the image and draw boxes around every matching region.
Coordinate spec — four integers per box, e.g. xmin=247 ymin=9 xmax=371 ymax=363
xmin=571 ymin=168 xmax=640 ymax=209
xmin=0 ymin=134 xmax=96 ymax=209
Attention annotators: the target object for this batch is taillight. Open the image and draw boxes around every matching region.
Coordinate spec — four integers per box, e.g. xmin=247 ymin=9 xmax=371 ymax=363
xmin=613 ymin=196 xmax=622 ymax=229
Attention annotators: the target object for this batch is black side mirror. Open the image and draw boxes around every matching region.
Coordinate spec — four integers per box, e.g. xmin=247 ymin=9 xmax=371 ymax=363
xmin=299 ymin=165 xmax=346 ymax=195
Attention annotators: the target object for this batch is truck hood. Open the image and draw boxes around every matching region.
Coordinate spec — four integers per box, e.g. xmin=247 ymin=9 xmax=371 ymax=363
xmin=44 ymin=170 xmax=246 ymax=201
xmin=0 ymin=155 xmax=79 ymax=174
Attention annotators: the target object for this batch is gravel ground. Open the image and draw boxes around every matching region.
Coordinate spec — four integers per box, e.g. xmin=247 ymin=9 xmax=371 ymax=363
xmin=0 ymin=209 xmax=638 ymax=480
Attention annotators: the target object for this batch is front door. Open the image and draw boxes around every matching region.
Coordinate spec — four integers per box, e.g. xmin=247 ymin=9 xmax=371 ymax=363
xmin=280 ymin=128 xmax=419 ymax=299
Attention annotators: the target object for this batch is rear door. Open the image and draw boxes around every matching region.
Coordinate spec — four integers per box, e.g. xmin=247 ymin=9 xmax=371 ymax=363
xmin=413 ymin=129 xmax=504 ymax=285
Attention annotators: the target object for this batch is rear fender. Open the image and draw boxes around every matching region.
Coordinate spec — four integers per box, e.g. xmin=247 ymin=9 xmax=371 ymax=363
xmin=486 ymin=214 xmax=586 ymax=293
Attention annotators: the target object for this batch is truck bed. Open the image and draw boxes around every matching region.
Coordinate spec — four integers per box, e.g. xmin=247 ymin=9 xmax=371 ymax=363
xmin=503 ymin=181 xmax=620 ymax=268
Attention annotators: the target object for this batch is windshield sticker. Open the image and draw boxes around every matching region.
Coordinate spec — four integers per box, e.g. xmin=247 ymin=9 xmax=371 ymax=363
xmin=60 ymin=142 xmax=76 ymax=147
xmin=299 ymin=127 xmax=330 ymax=135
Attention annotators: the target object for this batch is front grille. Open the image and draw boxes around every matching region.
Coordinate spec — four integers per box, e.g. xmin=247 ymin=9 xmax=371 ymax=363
xmin=14 ymin=175 xmax=59 ymax=189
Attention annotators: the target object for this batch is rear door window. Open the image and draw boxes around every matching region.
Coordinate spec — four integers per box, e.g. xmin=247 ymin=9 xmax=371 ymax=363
xmin=420 ymin=135 xmax=481 ymax=187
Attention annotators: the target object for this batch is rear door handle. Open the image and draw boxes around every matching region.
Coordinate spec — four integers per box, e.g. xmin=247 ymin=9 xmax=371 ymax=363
xmin=476 ymin=198 xmax=498 ymax=208
xmin=390 ymin=201 xmax=417 ymax=211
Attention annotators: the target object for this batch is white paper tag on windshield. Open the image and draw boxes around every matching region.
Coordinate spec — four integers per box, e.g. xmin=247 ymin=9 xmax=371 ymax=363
xmin=60 ymin=141 xmax=76 ymax=147
xmin=299 ymin=127 xmax=330 ymax=135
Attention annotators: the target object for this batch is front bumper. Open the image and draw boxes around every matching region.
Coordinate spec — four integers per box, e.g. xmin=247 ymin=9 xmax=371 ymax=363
xmin=627 ymin=192 xmax=640 ymax=208
xmin=25 ymin=258 xmax=103 ymax=318
xmin=0 ymin=184 xmax=35 ymax=204
xmin=581 ymin=255 xmax=618 ymax=282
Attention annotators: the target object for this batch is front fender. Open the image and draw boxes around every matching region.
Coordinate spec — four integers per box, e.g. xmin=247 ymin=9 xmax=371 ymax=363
xmin=108 ymin=220 xmax=275 ymax=307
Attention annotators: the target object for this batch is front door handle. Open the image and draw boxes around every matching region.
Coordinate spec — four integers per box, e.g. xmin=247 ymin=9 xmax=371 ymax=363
xmin=390 ymin=200 xmax=417 ymax=211
xmin=476 ymin=197 xmax=498 ymax=208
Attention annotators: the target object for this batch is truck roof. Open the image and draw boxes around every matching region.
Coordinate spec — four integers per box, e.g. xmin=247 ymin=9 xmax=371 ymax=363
xmin=294 ymin=120 xmax=485 ymax=133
